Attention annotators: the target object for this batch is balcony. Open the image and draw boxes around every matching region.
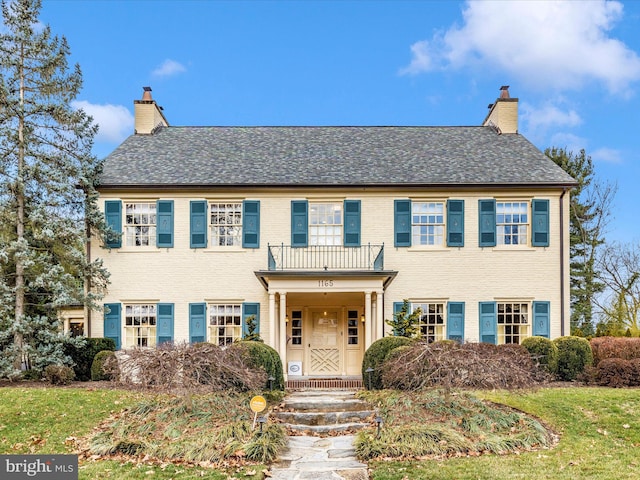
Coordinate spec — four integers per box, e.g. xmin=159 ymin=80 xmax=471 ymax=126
xmin=267 ymin=244 xmax=384 ymax=271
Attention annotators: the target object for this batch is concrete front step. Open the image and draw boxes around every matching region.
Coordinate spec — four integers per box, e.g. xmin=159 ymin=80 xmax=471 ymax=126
xmin=286 ymin=421 xmax=371 ymax=434
xmin=276 ymin=409 xmax=375 ymax=426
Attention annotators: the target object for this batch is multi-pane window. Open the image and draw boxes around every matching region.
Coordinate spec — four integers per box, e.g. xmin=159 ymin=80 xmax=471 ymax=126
xmin=209 ymin=304 xmax=242 ymax=346
xmin=412 ymin=202 xmax=444 ymax=246
xmin=210 ymin=203 xmax=242 ymax=246
xmin=497 ymin=202 xmax=528 ymax=245
xmin=413 ymin=302 xmax=445 ymax=342
xmin=124 ymin=304 xmax=156 ymax=347
xmin=497 ymin=302 xmax=529 ymax=344
xmin=347 ymin=310 xmax=359 ymax=345
xmin=125 ymin=203 xmax=156 ymax=247
xmin=309 ymin=203 xmax=342 ymax=246
xmin=290 ymin=310 xmax=302 ymax=345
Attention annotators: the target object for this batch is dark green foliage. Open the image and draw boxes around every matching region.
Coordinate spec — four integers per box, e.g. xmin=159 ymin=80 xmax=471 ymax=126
xmin=521 ymin=336 xmax=559 ymax=374
xmin=385 ymin=299 xmax=421 ymax=337
xmin=91 ymin=350 xmax=116 ymax=381
xmin=596 ymin=358 xmax=640 ymax=387
xmin=64 ymin=337 xmax=115 ymax=381
xmin=231 ymin=341 xmax=284 ymax=391
xmin=242 ymin=315 xmax=262 ymax=342
xmin=553 ymin=336 xmax=593 ymax=381
xmin=362 ymin=336 xmax=415 ymax=390
xmin=43 ymin=365 xmax=75 ymax=385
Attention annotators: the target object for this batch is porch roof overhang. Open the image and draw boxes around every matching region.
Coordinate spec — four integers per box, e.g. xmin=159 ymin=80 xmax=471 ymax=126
xmin=254 ymin=270 xmax=398 ymax=291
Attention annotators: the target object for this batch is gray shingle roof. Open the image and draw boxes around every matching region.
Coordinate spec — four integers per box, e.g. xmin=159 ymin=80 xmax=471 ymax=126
xmin=99 ymin=126 xmax=576 ymax=188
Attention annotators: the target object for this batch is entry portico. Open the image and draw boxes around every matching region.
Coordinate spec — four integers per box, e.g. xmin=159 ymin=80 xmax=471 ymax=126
xmin=256 ymin=272 xmax=396 ymax=377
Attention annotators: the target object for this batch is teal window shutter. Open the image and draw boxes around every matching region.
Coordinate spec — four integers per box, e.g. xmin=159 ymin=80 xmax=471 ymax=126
xmin=156 ymin=303 xmax=174 ymax=344
xmin=242 ymin=200 xmax=260 ymax=248
xmin=479 ymin=301 xmax=497 ymax=344
xmin=447 ymin=302 xmax=465 ymax=342
xmin=291 ymin=200 xmax=308 ymax=247
xmin=104 ymin=303 xmax=121 ymax=350
xmin=189 ymin=303 xmax=207 ymax=343
xmin=532 ymin=301 xmax=551 ymax=338
xmin=343 ymin=200 xmax=361 ymax=247
xmin=190 ymin=201 xmax=207 ymax=248
xmin=104 ymin=200 xmax=122 ymax=248
xmin=156 ymin=200 xmax=174 ymax=248
xmin=532 ymin=199 xmax=550 ymax=247
xmin=478 ymin=199 xmax=496 ymax=247
xmin=447 ymin=199 xmax=464 ymax=247
xmin=242 ymin=302 xmax=260 ymax=337
xmin=394 ymin=200 xmax=411 ymax=247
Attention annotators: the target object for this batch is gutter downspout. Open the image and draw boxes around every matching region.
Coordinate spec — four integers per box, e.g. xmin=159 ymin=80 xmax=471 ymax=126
xmin=560 ymin=188 xmax=568 ymax=336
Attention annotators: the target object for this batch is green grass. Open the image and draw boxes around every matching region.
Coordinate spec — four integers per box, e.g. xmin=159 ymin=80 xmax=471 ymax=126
xmin=368 ymin=387 xmax=640 ymax=480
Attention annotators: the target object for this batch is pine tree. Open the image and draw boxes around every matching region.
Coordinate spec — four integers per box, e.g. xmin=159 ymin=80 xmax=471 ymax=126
xmin=385 ymin=299 xmax=421 ymax=338
xmin=0 ymin=0 xmax=109 ymax=377
xmin=545 ymin=147 xmax=615 ymax=336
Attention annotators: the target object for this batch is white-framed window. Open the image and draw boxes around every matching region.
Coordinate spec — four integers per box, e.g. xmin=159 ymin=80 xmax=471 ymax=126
xmin=496 ymin=202 xmax=528 ymax=246
xmin=412 ymin=202 xmax=444 ymax=246
xmin=347 ymin=310 xmax=360 ymax=345
xmin=210 ymin=202 xmax=242 ymax=247
xmin=497 ymin=302 xmax=529 ymax=344
xmin=209 ymin=303 xmax=242 ymax=346
xmin=309 ymin=202 xmax=342 ymax=246
xmin=412 ymin=302 xmax=445 ymax=342
xmin=290 ymin=310 xmax=303 ymax=345
xmin=125 ymin=203 xmax=156 ymax=247
xmin=124 ymin=304 xmax=156 ymax=348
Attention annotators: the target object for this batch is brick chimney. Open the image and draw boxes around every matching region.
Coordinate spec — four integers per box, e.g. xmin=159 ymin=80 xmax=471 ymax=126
xmin=134 ymin=86 xmax=169 ymax=134
xmin=482 ymin=85 xmax=518 ymax=134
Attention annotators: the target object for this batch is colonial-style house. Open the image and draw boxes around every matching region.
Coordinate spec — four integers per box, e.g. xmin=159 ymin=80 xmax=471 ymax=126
xmin=88 ymin=86 xmax=575 ymax=378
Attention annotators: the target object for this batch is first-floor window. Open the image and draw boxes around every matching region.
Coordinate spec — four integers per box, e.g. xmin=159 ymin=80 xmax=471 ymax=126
xmin=210 ymin=202 xmax=242 ymax=246
xmin=209 ymin=304 xmax=242 ymax=346
xmin=290 ymin=310 xmax=303 ymax=345
xmin=125 ymin=202 xmax=157 ymax=247
xmin=347 ymin=310 xmax=359 ymax=345
xmin=498 ymin=302 xmax=529 ymax=344
xmin=413 ymin=302 xmax=445 ymax=342
xmin=124 ymin=304 xmax=156 ymax=347
xmin=412 ymin=202 xmax=444 ymax=246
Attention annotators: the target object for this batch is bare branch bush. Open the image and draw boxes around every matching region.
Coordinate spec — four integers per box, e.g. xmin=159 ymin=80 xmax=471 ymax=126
xmin=105 ymin=342 xmax=267 ymax=394
xmin=381 ymin=341 xmax=551 ymax=392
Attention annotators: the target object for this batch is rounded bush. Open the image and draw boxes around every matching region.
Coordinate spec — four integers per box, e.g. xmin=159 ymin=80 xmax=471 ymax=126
xmin=362 ymin=336 xmax=415 ymax=390
xmin=231 ymin=341 xmax=284 ymax=391
xmin=596 ymin=358 xmax=640 ymax=387
xmin=91 ymin=350 xmax=117 ymax=381
xmin=521 ymin=336 xmax=558 ymax=374
xmin=553 ymin=336 xmax=593 ymax=381
xmin=44 ymin=365 xmax=75 ymax=385
xmin=64 ymin=337 xmax=116 ymax=381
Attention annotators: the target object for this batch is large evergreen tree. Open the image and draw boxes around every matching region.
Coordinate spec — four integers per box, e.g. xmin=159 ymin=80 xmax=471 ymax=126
xmin=545 ymin=147 xmax=615 ymax=336
xmin=0 ymin=0 xmax=109 ymax=376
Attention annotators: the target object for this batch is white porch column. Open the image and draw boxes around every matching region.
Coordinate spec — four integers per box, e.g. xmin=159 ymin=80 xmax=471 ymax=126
xmin=376 ymin=290 xmax=384 ymax=341
xmin=279 ymin=292 xmax=288 ymax=377
xmin=365 ymin=291 xmax=373 ymax=349
xmin=268 ymin=292 xmax=276 ymax=348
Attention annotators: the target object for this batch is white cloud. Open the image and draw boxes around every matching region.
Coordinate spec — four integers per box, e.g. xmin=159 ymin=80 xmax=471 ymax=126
xmin=402 ymin=0 xmax=640 ymax=94
xmin=591 ymin=147 xmax=623 ymax=164
xmin=152 ymin=59 xmax=187 ymax=78
xmin=521 ymin=101 xmax=582 ymax=133
xmin=72 ymin=100 xmax=134 ymax=143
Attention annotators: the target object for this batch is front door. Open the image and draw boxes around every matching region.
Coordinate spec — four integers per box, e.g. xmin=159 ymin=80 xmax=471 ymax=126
xmin=307 ymin=309 xmax=341 ymax=375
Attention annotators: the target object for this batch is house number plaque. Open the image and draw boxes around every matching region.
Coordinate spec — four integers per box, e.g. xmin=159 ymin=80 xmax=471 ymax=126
xmin=318 ymin=279 xmax=334 ymax=288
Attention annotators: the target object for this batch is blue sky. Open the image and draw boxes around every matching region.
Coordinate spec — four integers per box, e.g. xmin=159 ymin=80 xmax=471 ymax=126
xmin=35 ymin=0 xmax=640 ymax=243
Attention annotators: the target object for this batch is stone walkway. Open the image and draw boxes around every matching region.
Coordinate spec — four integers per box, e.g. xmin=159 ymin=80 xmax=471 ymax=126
xmin=270 ymin=435 xmax=368 ymax=480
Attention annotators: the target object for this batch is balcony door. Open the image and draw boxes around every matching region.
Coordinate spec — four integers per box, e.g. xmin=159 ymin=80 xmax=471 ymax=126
xmin=307 ymin=309 xmax=342 ymax=375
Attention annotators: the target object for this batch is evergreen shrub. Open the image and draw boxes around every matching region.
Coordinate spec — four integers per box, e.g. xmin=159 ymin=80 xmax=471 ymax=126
xmin=553 ymin=336 xmax=593 ymax=381
xmin=231 ymin=341 xmax=284 ymax=391
xmin=362 ymin=336 xmax=415 ymax=390
xmin=521 ymin=336 xmax=559 ymax=374
xmin=43 ymin=365 xmax=75 ymax=385
xmin=91 ymin=350 xmax=117 ymax=381
xmin=65 ymin=338 xmax=116 ymax=381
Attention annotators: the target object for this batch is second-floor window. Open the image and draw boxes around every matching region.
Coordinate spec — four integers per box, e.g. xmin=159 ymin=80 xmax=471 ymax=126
xmin=310 ymin=203 xmax=342 ymax=246
xmin=125 ymin=203 xmax=156 ymax=247
xmin=210 ymin=202 xmax=243 ymax=247
xmin=496 ymin=202 xmax=528 ymax=246
xmin=412 ymin=202 xmax=444 ymax=246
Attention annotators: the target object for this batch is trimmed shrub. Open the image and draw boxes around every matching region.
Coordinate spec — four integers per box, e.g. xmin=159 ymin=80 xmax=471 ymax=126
xmin=230 ymin=341 xmax=285 ymax=391
xmin=64 ymin=337 xmax=116 ymax=381
xmin=91 ymin=350 xmax=117 ymax=381
xmin=553 ymin=336 xmax=593 ymax=381
xmin=362 ymin=336 xmax=415 ymax=390
xmin=521 ymin=336 xmax=558 ymax=374
xmin=590 ymin=337 xmax=640 ymax=366
xmin=596 ymin=358 xmax=640 ymax=387
xmin=43 ymin=365 xmax=75 ymax=385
